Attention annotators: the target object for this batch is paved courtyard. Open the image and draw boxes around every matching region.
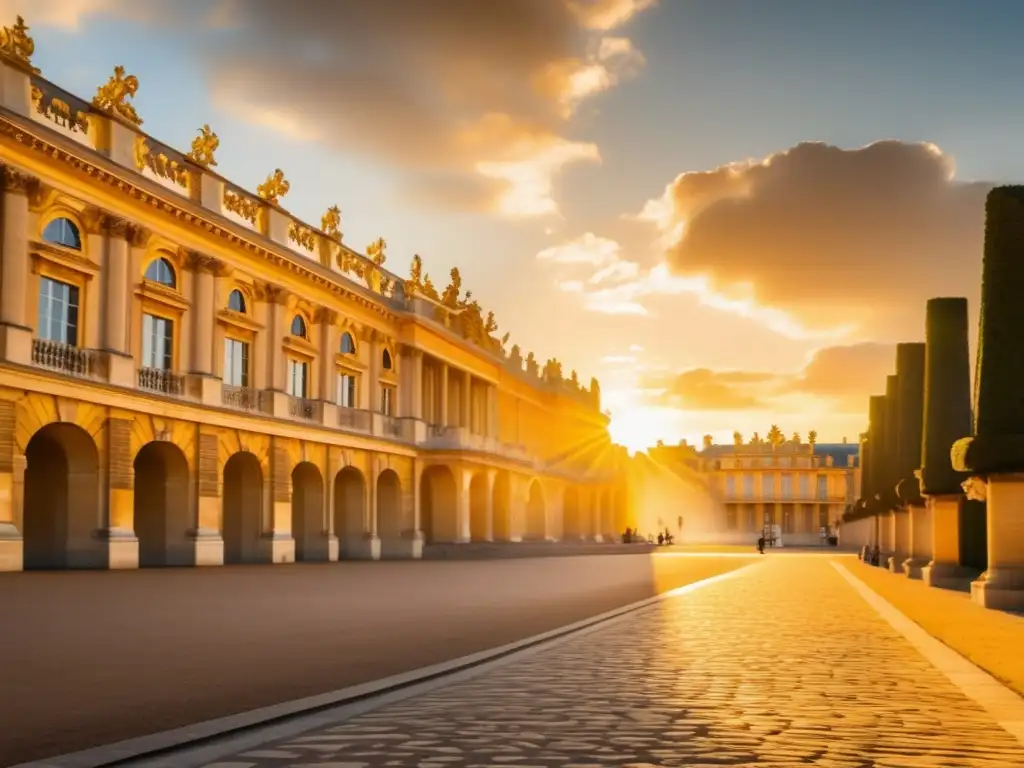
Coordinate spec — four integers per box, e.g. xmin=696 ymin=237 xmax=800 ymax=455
xmin=195 ymin=556 xmax=1024 ymax=767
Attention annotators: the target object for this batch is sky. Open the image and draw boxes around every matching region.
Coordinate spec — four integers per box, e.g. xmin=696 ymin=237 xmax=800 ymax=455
xmin=9 ymin=0 xmax=1022 ymax=453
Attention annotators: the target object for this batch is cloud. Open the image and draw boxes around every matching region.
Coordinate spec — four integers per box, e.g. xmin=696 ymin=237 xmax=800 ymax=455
xmin=182 ymin=0 xmax=652 ymax=217
xmin=0 ymin=0 xmax=183 ymax=29
xmin=638 ymin=140 xmax=991 ymax=335
xmin=643 ymin=342 xmax=897 ymax=412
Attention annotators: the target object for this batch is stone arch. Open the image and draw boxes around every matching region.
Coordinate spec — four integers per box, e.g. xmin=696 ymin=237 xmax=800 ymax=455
xmin=563 ymin=486 xmax=583 ymax=541
xmin=377 ymin=468 xmax=402 ymax=540
xmin=23 ymin=422 xmax=102 ymax=569
xmin=469 ymin=471 xmax=490 ymax=542
xmin=421 ymin=464 xmax=458 ymax=543
xmin=492 ymin=469 xmax=511 ymax=542
xmin=222 ymin=451 xmax=264 ymax=564
xmin=526 ymin=479 xmax=545 ymax=540
xmin=335 ymin=466 xmax=366 ymax=555
xmin=133 ymin=440 xmax=191 ymax=567
xmin=291 ymin=461 xmax=325 ymax=561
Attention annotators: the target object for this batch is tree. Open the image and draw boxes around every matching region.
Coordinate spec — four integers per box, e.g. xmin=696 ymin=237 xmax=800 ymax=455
xmin=808 ymin=430 xmax=818 ymax=445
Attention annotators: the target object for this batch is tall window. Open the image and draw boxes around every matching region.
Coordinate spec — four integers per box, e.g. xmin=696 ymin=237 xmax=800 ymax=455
xmin=227 ymin=289 xmax=246 ymax=313
xmin=382 ymin=348 xmax=393 ymax=370
xmin=224 ymin=338 xmax=249 ymax=387
xmin=144 ymin=258 xmax=176 ymax=288
xmin=742 ymin=473 xmax=754 ymax=499
xmin=337 ymin=372 xmax=356 ymax=408
xmin=290 ymin=315 xmax=307 ymax=338
xmin=287 ymin=359 xmax=308 ymax=398
xmin=799 ymin=473 xmax=810 ymax=499
xmin=42 ymin=217 xmax=81 ymax=250
xmin=816 ymin=474 xmax=828 ymax=500
xmin=142 ymin=313 xmax=173 ymax=370
xmin=340 ymin=332 xmax=356 ymax=355
xmin=780 ymin=472 xmax=793 ymax=498
xmin=380 ymin=384 xmax=394 ymax=416
xmin=725 ymin=474 xmax=736 ymax=497
xmin=37 ymin=277 xmax=79 ymax=345
xmin=761 ymin=473 xmax=774 ymax=500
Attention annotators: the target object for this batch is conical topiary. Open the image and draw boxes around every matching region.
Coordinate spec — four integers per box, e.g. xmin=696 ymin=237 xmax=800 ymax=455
xmin=921 ymin=298 xmax=972 ymax=493
xmin=867 ymin=394 xmax=887 ymax=510
xmin=953 ymin=186 xmax=1024 ymax=473
xmin=895 ymin=343 xmax=926 ymax=505
xmin=881 ymin=374 xmax=900 ymax=507
xmin=858 ymin=426 xmax=873 ymax=507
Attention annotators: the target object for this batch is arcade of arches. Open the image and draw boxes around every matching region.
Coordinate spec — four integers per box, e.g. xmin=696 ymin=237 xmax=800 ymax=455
xmin=0 ymin=405 xmax=630 ymax=571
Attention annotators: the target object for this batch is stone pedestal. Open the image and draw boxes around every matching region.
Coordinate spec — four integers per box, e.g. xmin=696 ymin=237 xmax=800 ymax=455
xmin=187 ymin=374 xmax=223 ymax=406
xmin=902 ymin=503 xmax=932 ymax=579
xmin=922 ymin=494 xmax=973 ymax=589
xmin=104 ymin=351 xmax=136 ymax=388
xmin=380 ymin=530 xmax=423 ymax=560
xmin=191 ymin=529 xmax=224 ymax=566
xmin=971 ymin=474 xmax=1024 ymax=610
xmin=259 ymin=532 xmax=295 ymax=564
xmin=265 ymin=391 xmax=292 ymax=420
xmin=342 ymin=534 xmax=381 ymax=561
xmin=878 ymin=510 xmax=895 ymax=564
xmin=0 ymin=521 xmax=22 ymax=571
xmin=327 ymin=533 xmax=339 ymax=562
xmin=101 ymin=528 xmax=139 ymax=569
xmin=887 ymin=509 xmax=910 ymax=573
xmin=0 ymin=323 xmax=31 ymax=366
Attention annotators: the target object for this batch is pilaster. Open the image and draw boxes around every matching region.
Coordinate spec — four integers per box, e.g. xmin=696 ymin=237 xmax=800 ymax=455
xmin=192 ymin=428 xmax=224 ymax=566
xmin=317 ymin=307 xmax=338 ymax=407
xmin=101 ymin=417 xmax=138 ymax=569
xmin=263 ymin=437 xmax=296 ymax=564
xmin=0 ymin=398 xmax=23 ymax=571
xmin=461 ymin=370 xmax=472 ymax=429
xmin=439 ymin=363 xmax=450 ymax=426
xmin=0 ymin=167 xmax=33 ymax=365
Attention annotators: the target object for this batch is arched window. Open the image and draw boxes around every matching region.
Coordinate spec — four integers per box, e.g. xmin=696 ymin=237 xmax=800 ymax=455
xmin=144 ymin=257 xmax=176 ymax=288
xmin=382 ymin=348 xmax=393 ymax=370
xmin=340 ymin=332 xmax=356 ymax=355
xmin=290 ymin=315 xmax=307 ymax=338
xmin=42 ymin=217 xmax=82 ymax=250
xmin=227 ymin=289 xmax=246 ymax=313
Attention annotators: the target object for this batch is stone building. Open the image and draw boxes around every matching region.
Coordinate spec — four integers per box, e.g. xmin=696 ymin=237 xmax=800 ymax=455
xmin=0 ymin=17 xmax=628 ymax=571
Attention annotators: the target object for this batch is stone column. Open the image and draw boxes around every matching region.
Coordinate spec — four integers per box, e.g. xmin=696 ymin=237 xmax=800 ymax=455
xmin=410 ymin=347 xmax=424 ymax=420
xmin=439 ymin=363 xmax=449 ymax=426
xmin=316 ymin=308 xmax=338 ymax=408
xmin=262 ymin=437 xmax=296 ymax=564
xmin=951 ymin=189 xmax=1024 ymax=609
xmin=324 ymin=448 xmax=339 ymax=562
xmin=188 ymin=255 xmax=216 ymax=376
xmin=193 ymin=429 xmax=224 ymax=566
xmin=267 ymin=287 xmax=288 ymax=392
xmin=461 ymin=370 xmax=472 ymax=430
xmin=365 ymin=329 xmax=381 ymax=412
xmin=102 ymin=217 xmax=130 ymax=355
xmin=0 ymin=398 xmax=22 ymax=571
xmin=917 ymin=298 xmax=973 ymax=588
xmin=486 ymin=385 xmax=498 ymax=438
xmin=0 ymin=167 xmax=32 ymax=365
xmin=102 ymin=417 xmax=139 ymax=569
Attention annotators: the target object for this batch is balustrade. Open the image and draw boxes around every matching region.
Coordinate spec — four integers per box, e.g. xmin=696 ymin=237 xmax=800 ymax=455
xmin=338 ymin=406 xmax=371 ymax=432
xmin=31 ymin=339 xmax=98 ymax=378
xmin=222 ymin=385 xmax=264 ymax=412
xmin=138 ymin=366 xmax=185 ymax=395
xmin=288 ymin=396 xmax=318 ymax=421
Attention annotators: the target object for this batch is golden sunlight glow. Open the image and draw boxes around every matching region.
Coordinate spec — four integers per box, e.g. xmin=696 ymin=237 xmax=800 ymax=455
xmin=609 ymin=406 xmax=674 ymax=453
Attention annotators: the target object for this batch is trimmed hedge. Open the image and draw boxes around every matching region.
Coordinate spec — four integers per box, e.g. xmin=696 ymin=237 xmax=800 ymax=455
xmin=954 ymin=187 xmax=1024 ymax=474
xmin=895 ymin=343 xmax=925 ymax=490
xmin=866 ymin=394 xmax=887 ymax=504
xmin=921 ymin=297 xmax=972 ymax=491
xmin=881 ymin=374 xmax=900 ymax=508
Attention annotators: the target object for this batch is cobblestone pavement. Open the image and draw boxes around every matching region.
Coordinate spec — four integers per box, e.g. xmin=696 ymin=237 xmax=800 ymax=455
xmin=200 ymin=557 xmax=1024 ymax=767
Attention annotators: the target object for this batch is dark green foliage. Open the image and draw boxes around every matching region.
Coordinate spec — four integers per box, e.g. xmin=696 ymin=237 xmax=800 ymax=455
xmin=866 ymin=395 xmax=887 ymax=504
xmin=881 ymin=375 xmax=900 ymax=508
xmin=858 ymin=429 xmax=873 ymax=507
xmin=895 ymin=343 xmax=925 ymax=492
xmin=922 ymin=298 xmax=973 ymax=490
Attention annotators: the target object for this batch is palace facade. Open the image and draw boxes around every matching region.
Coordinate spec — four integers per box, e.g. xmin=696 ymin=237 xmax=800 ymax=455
xmin=646 ymin=431 xmax=859 ymax=545
xmin=0 ymin=18 xmax=629 ymax=571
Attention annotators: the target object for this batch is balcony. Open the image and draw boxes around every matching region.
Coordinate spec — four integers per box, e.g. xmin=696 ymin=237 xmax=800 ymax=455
xmin=138 ymin=366 xmax=185 ymax=396
xmin=337 ymin=406 xmax=371 ymax=433
xmin=31 ymin=339 xmax=101 ymax=379
xmin=222 ymin=385 xmax=264 ymax=412
xmin=288 ymin=396 xmax=320 ymax=421
xmin=379 ymin=414 xmax=403 ymax=439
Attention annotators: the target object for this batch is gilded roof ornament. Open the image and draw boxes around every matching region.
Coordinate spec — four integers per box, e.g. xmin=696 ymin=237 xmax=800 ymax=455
xmin=256 ymin=168 xmax=289 ymax=205
xmin=321 ymin=205 xmax=342 ymax=241
xmin=92 ymin=65 xmax=142 ymax=126
xmin=367 ymin=237 xmax=387 ymax=266
xmin=186 ymin=125 xmax=219 ymax=168
xmin=0 ymin=16 xmax=38 ymax=74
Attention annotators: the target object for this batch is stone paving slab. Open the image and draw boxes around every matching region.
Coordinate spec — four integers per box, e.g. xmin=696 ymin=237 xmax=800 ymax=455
xmin=197 ymin=557 xmax=1024 ymax=767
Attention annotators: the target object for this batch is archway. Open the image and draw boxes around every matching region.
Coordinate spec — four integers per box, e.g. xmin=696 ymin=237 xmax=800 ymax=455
xmin=291 ymin=462 xmax=325 ymax=561
xmin=377 ymin=469 xmax=403 ymax=540
xmin=526 ymin=480 xmax=545 ymax=540
xmin=133 ymin=441 xmax=190 ymax=567
xmin=222 ymin=451 xmax=264 ymax=564
xmin=469 ymin=472 xmax=490 ymax=542
xmin=421 ymin=465 xmax=458 ymax=543
xmin=492 ymin=470 xmax=511 ymax=541
xmin=334 ymin=466 xmax=366 ymax=556
xmin=563 ymin=486 xmax=582 ymax=541
xmin=23 ymin=422 xmax=102 ymax=569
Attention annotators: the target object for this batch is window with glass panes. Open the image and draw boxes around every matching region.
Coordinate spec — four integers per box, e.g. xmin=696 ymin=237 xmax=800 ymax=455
xmin=142 ymin=313 xmax=173 ymax=370
xmin=224 ymin=338 xmax=249 ymax=387
xmin=37 ymin=277 xmax=79 ymax=345
xmin=380 ymin=384 xmax=394 ymax=415
xmin=287 ymin=359 xmax=308 ymax=398
xmin=337 ymin=372 xmax=356 ymax=408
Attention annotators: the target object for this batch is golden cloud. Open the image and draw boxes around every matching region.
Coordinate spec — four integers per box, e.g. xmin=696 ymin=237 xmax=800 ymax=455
xmin=639 ymin=140 xmax=991 ymax=335
xmin=188 ymin=0 xmax=651 ymax=217
xmin=644 ymin=342 xmax=897 ymax=412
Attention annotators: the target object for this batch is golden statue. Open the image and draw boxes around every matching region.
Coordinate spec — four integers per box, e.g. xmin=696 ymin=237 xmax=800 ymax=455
xmin=186 ymin=125 xmax=219 ymax=168
xmin=484 ymin=311 xmax=497 ymax=335
xmin=367 ymin=237 xmax=387 ymax=266
xmin=733 ymin=431 xmax=743 ymax=446
xmin=256 ymin=169 xmax=289 ymax=205
xmin=422 ymin=274 xmax=439 ymax=300
xmin=92 ymin=65 xmax=142 ymax=126
xmin=441 ymin=267 xmax=462 ymax=308
xmin=409 ymin=254 xmax=423 ymax=285
xmin=0 ymin=16 xmax=37 ymax=72
xmin=321 ymin=205 xmax=342 ymax=240
xmin=767 ymin=424 xmax=784 ymax=448
xmin=808 ymin=430 xmax=818 ymax=445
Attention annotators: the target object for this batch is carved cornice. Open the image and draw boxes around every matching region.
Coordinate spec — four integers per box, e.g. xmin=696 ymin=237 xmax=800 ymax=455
xmin=1 ymin=165 xmax=35 ymax=196
xmin=398 ymin=342 xmax=423 ymax=359
xmin=182 ymin=249 xmax=226 ymax=276
xmin=0 ymin=119 xmax=398 ymax=322
xmin=104 ymin=215 xmax=131 ymax=240
xmin=357 ymin=326 xmax=380 ymax=344
xmin=253 ymin=280 xmax=289 ymax=305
